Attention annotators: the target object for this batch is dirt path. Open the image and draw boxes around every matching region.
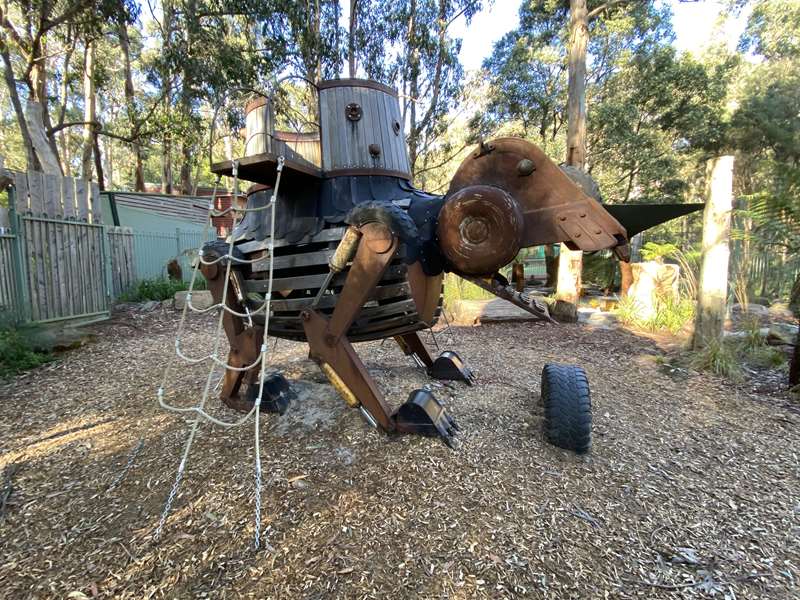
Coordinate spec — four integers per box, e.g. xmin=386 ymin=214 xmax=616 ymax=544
xmin=1 ymin=307 xmax=798 ymax=599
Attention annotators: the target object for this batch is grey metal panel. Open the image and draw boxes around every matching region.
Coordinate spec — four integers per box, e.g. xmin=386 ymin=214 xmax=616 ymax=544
xmin=251 ymin=248 xmax=334 ymax=272
xmin=246 ymin=263 xmax=406 ymax=293
xmin=339 ymin=87 xmax=354 ymax=168
xmin=383 ymin=92 xmax=401 ymax=171
xmin=371 ymin=86 xmax=390 ymax=170
xmin=320 ymin=91 xmax=332 ymax=170
xmin=389 ymin=95 xmax=410 ymax=173
xmin=318 ymin=82 xmax=412 ymax=176
xmin=113 ymin=194 xmax=208 ymax=224
xmin=384 ymin=91 xmax=401 ymax=169
xmin=351 ymin=86 xmax=365 ymax=167
xmin=328 ymin=87 xmax=342 ymax=170
xmin=268 ymin=281 xmax=411 ymax=311
xmin=237 ymin=226 xmax=346 ymax=253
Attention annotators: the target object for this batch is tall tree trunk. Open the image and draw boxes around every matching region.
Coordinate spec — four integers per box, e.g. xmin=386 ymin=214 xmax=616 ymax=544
xmin=81 ymin=42 xmax=96 ymax=181
xmin=162 ymin=135 xmax=173 ymax=194
xmin=161 ymin=0 xmax=174 ymax=194
xmin=348 ymin=0 xmax=359 ymax=77
xmin=180 ymin=140 xmax=192 ymax=194
xmin=692 ymin=156 xmax=734 ymax=350
xmin=57 ymin=35 xmax=75 ymax=176
xmin=93 ymin=131 xmax=105 ymax=190
xmin=30 ymin=35 xmax=62 ymax=171
xmin=0 ymin=40 xmax=40 ymax=171
xmin=556 ymin=0 xmax=589 ymax=308
xmin=119 ymin=22 xmax=145 ymax=191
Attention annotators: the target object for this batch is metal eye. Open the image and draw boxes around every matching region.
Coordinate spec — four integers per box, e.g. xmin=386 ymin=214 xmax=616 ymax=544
xmin=517 ymin=159 xmax=535 ymax=176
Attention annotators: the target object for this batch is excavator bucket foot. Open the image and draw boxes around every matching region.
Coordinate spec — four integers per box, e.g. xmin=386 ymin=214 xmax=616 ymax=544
xmin=428 ymin=351 xmax=475 ymax=385
xmin=393 ymin=389 xmax=460 ymax=448
xmin=243 ymin=373 xmax=295 ymax=414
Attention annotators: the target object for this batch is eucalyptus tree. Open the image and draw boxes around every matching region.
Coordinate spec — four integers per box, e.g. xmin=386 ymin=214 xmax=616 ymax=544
xmin=0 ymin=0 xmax=137 ymax=173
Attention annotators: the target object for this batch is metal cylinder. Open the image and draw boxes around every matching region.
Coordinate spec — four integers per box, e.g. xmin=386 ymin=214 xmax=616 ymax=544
xmin=437 ymin=185 xmax=524 ymax=276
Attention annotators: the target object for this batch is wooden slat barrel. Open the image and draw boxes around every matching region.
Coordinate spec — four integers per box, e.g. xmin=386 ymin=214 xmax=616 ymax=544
xmin=318 ymin=79 xmax=411 ymax=178
xmin=236 ymin=187 xmax=440 ymax=342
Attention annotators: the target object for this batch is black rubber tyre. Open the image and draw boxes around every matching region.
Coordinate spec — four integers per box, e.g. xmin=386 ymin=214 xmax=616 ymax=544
xmin=345 ymin=200 xmax=420 ymax=258
xmin=540 ymin=363 xmax=592 ymax=454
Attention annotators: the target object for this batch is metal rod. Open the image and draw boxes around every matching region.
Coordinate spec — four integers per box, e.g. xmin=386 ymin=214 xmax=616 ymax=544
xmin=311 ymin=270 xmax=335 ymax=308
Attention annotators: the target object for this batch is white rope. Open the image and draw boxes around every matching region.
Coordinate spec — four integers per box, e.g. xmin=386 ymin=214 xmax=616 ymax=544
xmin=154 ymin=158 xmax=285 ymax=548
xmin=207 ymin=199 xmax=274 ymax=218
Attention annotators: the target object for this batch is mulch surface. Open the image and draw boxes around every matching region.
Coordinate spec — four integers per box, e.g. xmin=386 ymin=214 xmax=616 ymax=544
xmin=1 ymin=306 xmax=798 ymax=599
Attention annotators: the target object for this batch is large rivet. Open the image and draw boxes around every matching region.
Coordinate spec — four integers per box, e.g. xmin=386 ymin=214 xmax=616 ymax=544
xmin=517 ymin=159 xmax=535 ymax=176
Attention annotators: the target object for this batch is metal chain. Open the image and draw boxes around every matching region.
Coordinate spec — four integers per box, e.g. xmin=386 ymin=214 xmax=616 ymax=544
xmin=106 ymin=438 xmax=144 ymax=492
xmin=254 ymin=461 xmax=263 ymax=549
xmin=153 ymin=459 xmax=185 ymax=542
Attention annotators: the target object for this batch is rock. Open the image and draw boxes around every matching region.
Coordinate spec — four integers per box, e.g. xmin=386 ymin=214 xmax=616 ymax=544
xmin=161 ymin=299 xmax=174 ymax=310
xmin=551 ymin=299 xmax=578 ymax=323
xmin=767 ymin=322 xmax=799 ymax=345
xmin=174 ymin=290 xmax=214 ymax=310
xmin=628 ymin=261 xmax=680 ymax=321
xmin=724 ymin=328 xmax=769 ymax=340
xmin=585 ymin=311 xmax=618 ymax=329
xmin=769 ymin=302 xmax=794 ymax=320
xmin=731 ymin=303 xmax=769 ymax=316
xmin=448 ymin=298 xmax=541 ymax=325
xmin=139 ymin=300 xmax=160 ymax=312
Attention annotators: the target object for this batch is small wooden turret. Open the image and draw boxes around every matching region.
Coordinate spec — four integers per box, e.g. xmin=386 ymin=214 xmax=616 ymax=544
xmin=318 ymin=79 xmax=411 ymax=178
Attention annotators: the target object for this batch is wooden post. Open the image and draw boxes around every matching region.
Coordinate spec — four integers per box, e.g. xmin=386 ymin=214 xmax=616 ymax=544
xmin=692 ymin=155 xmax=734 ymax=350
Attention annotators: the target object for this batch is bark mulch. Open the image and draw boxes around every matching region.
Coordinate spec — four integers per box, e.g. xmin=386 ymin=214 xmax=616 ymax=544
xmin=0 ymin=306 xmax=798 ymax=599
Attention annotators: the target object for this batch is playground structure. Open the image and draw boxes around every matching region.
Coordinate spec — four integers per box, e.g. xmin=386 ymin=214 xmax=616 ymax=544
xmin=156 ymin=78 xmax=700 ymax=547
xmin=199 ymin=78 xmax=701 ymax=448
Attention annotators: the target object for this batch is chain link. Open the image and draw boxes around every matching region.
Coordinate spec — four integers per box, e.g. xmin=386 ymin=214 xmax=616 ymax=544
xmin=153 ymin=460 xmax=185 ymax=542
xmin=254 ymin=463 xmax=263 ymax=550
xmin=106 ymin=438 xmax=144 ymax=492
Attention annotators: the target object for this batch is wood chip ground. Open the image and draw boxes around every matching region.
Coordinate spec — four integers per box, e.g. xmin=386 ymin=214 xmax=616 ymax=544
xmin=1 ymin=307 xmax=798 ymax=598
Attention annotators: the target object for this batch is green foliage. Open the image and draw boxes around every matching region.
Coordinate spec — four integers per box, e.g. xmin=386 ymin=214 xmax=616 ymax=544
xmin=745 ymin=345 xmax=787 ymax=370
xmin=0 ymin=320 xmax=53 ymax=379
xmin=640 ymin=242 xmax=679 ymax=263
xmin=582 ymin=250 xmax=616 ymax=289
xmin=689 ymin=337 xmax=742 ymax=380
xmin=615 ymin=293 xmax=695 ymax=335
xmin=118 ymin=277 xmax=204 ymax=303
xmin=442 ymin=274 xmax=494 ymax=305
xmin=739 ymin=316 xmax=766 ymax=353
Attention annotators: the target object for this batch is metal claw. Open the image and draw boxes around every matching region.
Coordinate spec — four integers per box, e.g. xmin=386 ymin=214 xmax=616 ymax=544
xmin=427 ymin=350 xmax=475 ymax=385
xmin=392 ymin=389 xmax=459 ymax=449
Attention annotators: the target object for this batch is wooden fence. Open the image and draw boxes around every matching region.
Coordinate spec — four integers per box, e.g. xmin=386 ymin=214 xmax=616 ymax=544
xmin=107 ymin=227 xmax=136 ymax=298
xmin=0 ymin=169 xmax=137 ymax=324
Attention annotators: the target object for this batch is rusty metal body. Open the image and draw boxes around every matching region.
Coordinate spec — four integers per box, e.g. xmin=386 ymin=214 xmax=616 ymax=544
xmin=204 ymin=78 xmax=701 ymax=446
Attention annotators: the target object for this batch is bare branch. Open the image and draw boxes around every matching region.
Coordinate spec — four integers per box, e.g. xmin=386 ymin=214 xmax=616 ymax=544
xmin=587 ymin=0 xmax=630 ymax=20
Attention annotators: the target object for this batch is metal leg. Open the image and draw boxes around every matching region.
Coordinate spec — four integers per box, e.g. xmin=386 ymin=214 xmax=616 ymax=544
xmin=395 ymin=332 xmax=434 ymax=368
xmin=301 ymin=222 xmax=459 ymax=447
